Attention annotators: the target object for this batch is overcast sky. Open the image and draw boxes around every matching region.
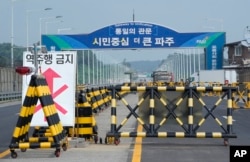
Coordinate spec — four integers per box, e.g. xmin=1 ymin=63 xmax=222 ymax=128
xmin=0 ymin=0 xmax=249 ymax=61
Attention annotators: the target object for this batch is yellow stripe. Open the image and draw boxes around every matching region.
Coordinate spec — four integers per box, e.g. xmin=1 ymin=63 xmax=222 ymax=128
xmin=198 ymin=118 xmax=205 ymax=126
xmin=92 ymin=103 xmax=98 ymax=109
xmin=157 ymin=86 xmax=166 ymax=91
xmin=197 ymin=87 xmax=205 ymax=91
xmin=49 ymin=125 xmax=57 ymax=136
xmin=121 ymin=98 xmax=128 ymax=106
xmin=227 ymin=116 xmax=233 ymax=125
xmin=213 ymin=87 xmax=222 ymax=91
xmin=199 ymin=98 xmax=206 ymax=106
xmin=132 ymin=124 xmax=143 ymax=162
xmin=158 ymin=132 xmax=167 ymax=137
xmin=43 ymin=105 xmax=51 ymax=116
xmin=78 ymin=128 xmax=93 ymax=134
xmin=13 ymin=127 xmax=21 ymax=138
xmin=188 ymin=115 xmax=193 ymax=124
xmin=120 ymin=132 xmax=130 ymax=137
xmin=159 ymin=118 xmax=166 ymax=126
xmin=111 ymin=115 xmax=116 ymax=124
xmin=176 ymin=118 xmax=183 ymax=125
xmin=121 ymin=86 xmax=130 ymax=91
xmin=176 ymin=87 xmax=185 ymax=91
xmin=227 ymin=99 xmax=232 ymax=108
xmin=137 ymin=118 xmax=145 ymax=125
xmin=188 ymin=98 xmax=193 ymax=107
xmin=176 ymin=132 xmax=185 ymax=137
xmin=196 ymin=132 xmax=206 ymax=138
xmin=19 ymin=143 xmax=30 ymax=149
xmin=149 ymin=115 xmax=155 ymax=124
xmin=212 ymin=132 xmax=222 ymax=138
xmin=111 ymin=99 xmax=116 ymax=107
xmin=137 ymin=98 xmax=144 ymax=106
xmin=137 ymin=132 xmax=146 ymax=137
xmin=215 ymin=98 xmax=222 ymax=106
xmin=149 ymin=99 xmax=154 ymax=108
xmin=121 ymin=118 xmax=128 ymax=126
xmin=176 ymin=98 xmax=183 ymax=106
xmin=26 ymin=86 xmax=35 ymax=97
xmin=215 ymin=118 xmax=223 ymax=126
xmin=40 ymin=142 xmax=52 ymax=148
xmin=19 ymin=106 xmax=29 ymax=117
xmin=159 ymin=98 xmax=167 ymax=106
xmin=0 ymin=149 xmax=10 ymax=158
xmin=76 ymin=117 xmax=92 ymax=124
xmin=137 ymin=86 xmax=146 ymax=91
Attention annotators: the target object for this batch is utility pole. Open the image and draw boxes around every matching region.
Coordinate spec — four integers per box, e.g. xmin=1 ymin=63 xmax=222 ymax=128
xmin=133 ymin=9 xmax=135 ymax=22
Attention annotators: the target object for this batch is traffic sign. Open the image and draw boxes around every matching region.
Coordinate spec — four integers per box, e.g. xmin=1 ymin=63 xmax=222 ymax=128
xmin=22 ymin=51 xmax=76 ymax=126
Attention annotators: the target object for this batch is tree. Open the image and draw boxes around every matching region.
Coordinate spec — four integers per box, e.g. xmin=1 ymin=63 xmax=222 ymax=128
xmin=0 ymin=43 xmax=24 ymax=67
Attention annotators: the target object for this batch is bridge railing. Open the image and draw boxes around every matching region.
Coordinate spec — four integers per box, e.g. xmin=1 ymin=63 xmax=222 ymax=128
xmin=0 ymin=91 xmax=22 ymax=102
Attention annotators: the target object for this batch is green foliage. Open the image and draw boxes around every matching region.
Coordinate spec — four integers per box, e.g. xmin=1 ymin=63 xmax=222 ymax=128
xmin=0 ymin=43 xmax=24 ymax=67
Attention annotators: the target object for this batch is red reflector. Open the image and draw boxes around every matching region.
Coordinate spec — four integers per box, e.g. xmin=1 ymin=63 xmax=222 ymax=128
xmin=225 ymin=80 xmax=229 ymax=85
xmin=15 ymin=66 xmax=34 ymax=75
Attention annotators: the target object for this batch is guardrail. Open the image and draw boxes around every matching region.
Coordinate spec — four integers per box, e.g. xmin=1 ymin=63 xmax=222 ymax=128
xmin=0 ymin=91 xmax=22 ymax=102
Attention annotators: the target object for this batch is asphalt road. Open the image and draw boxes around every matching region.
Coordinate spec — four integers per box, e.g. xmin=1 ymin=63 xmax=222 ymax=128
xmin=138 ymin=96 xmax=250 ymax=162
xmin=0 ymin=94 xmax=250 ymax=162
xmin=0 ymin=101 xmax=22 ymax=153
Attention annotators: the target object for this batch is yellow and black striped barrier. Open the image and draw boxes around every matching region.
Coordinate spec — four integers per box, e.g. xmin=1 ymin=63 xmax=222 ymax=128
xmin=9 ymin=75 xmax=68 ymax=158
xmin=32 ymin=126 xmax=53 ymax=137
xmin=117 ymin=83 xmax=130 ymax=97
xmin=85 ymin=88 xmax=99 ymax=112
xmin=67 ymin=93 xmax=99 ymax=143
xmin=106 ymin=85 xmax=237 ymax=146
xmin=92 ymin=87 xmax=106 ymax=110
xmin=231 ymin=82 xmax=250 ymax=109
xmin=85 ymin=87 xmax=112 ymax=113
xmin=99 ymin=87 xmax=111 ymax=107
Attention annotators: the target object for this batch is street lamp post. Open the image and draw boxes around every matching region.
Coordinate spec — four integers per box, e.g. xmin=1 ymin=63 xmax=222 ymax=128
xmin=204 ymin=18 xmax=224 ymax=31
xmin=45 ymin=20 xmax=63 ymax=34
xmin=11 ymin=0 xmax=14 ymax=68
xmin=39 ymin=16 xmax=62 ymax=47
xmin=26 ymin=8 xmax=52 ymax=51
xmin=57 ymin=28 xmax=72 ymax=34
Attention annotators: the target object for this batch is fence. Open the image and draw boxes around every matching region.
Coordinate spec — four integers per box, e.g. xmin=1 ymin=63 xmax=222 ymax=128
xmin=0 ymin=91 xmax=22 ymax=102
xmin=0 ymin=67 xmax=22 ymax=102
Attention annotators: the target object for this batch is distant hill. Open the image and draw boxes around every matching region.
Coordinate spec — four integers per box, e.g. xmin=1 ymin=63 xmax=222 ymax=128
xmin=129 ymin=60 xmax=162 ymax=73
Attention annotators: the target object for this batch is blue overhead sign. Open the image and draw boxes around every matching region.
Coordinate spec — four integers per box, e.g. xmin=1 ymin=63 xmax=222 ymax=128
xmin=42 ymin=21 xmax=225 ymax=69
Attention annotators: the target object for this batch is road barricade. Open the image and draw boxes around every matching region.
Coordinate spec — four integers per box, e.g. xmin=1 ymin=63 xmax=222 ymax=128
xmin=231 ymin=82 xmax=250 ymax=109
xmin=8 ymin=75 xmax=68 ymax=158
xmin=67 ymin=93 xmax=99 ymax=143
xmin=105 ymin=85 xmax=237 ymax=146
xmin=85 ymin=87 xmax=111 ymax=113
xmin=99 ymin=87 xmax=111 ymax=107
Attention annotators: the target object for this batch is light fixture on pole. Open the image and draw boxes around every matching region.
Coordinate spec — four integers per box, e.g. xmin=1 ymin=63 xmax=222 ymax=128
xmin=11 ymin=0 xmax=14 ymax=68
xmin=11 ymin=0 xmax=22 ymax=67
xmin=204 ymin=18 xmax=224 ymax=31
xmin=26 ymin=8 xmax=52 ymax=51
xmin=45 ymin=20 xmax=63 ymax=34
xmin=39 ymin=15 xmax=62 ymax=47
xmin=202 ymin=26 xmax=215 ymax=31
xmin=57 ymin=28 xmax=72 ymax=34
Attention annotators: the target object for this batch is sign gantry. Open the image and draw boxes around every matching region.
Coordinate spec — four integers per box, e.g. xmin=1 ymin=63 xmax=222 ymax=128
xmin=42 ymin=21 xmax=225 ymax=70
